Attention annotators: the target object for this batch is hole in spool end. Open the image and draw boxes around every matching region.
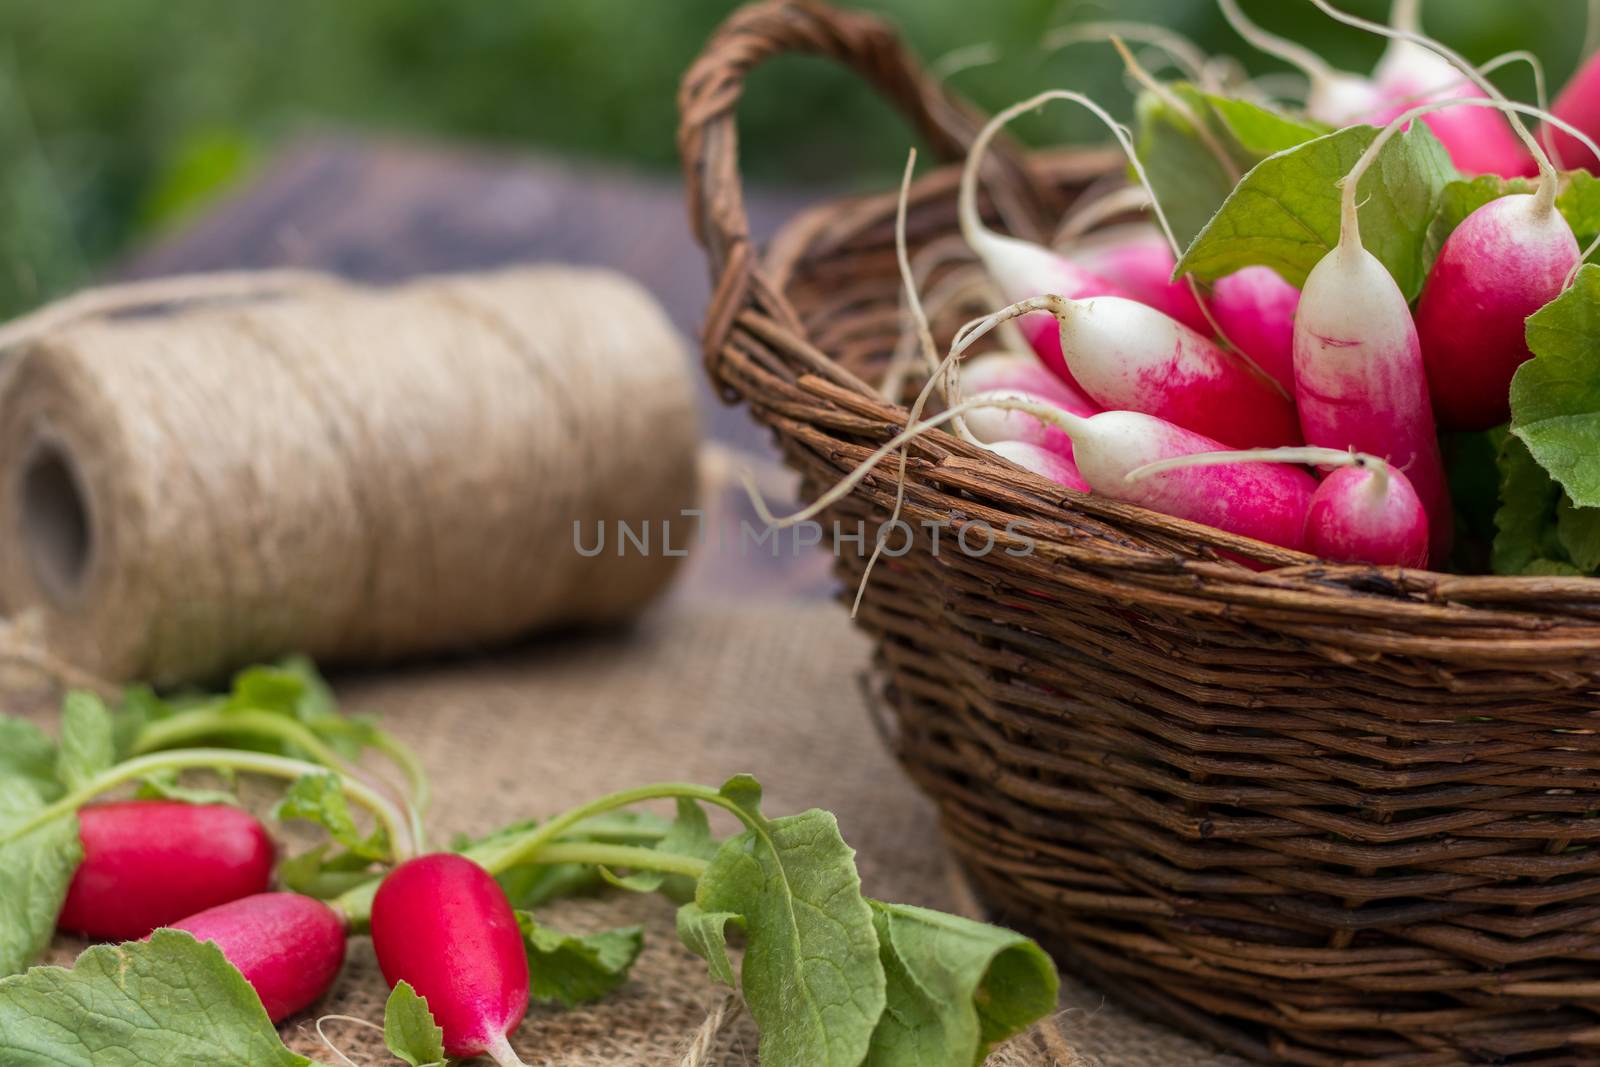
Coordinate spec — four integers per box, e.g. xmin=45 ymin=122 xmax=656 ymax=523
xmin=19 ymin=441 xmax=92 ymax=602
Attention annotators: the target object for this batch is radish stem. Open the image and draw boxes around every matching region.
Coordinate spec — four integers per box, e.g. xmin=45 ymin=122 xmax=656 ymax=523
xmin=1043 ymin=21 xmax=1216 ymax=89
xmin=0 ymin=747 xmax=418 ymax=859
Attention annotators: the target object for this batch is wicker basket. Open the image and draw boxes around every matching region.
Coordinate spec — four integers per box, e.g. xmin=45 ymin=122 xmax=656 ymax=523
xmin=678 ymin=4 xmax=1600 ymax=1063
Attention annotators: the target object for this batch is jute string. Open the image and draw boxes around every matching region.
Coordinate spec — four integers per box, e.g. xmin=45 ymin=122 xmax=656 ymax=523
xmin=0 ymin=266 xmax=700 ymax=686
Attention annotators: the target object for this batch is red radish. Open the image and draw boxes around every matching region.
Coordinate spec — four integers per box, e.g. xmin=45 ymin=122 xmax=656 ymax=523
xmin=168 ymin=892 xmax=346 ymax=1023
xmin=960 ymin=91 xmax=1299 ymax=449
xmin=57 ymin=800 xmax=274 ymax=940
xmin=959 ymin=351 xmax=1097 ymax=415
xmin=1416 ymin=191 xmax=1579 ymax=429
xmin=983 ymin=440 xmax=1089 ymax=492
xmin=758 ymin=396 xmax=1318 ymax=554
xmin=1071 ymin=227 xmax=1210 ymax=335
xmin=1218 ymin=0 xmax=1383 ymax=124
xmin=372 ymin=854 xmax=529 ymax=1066
xmin=962 ymin=388 xmax=1089 ymax=461
xmin=1208 ymin=267 xmax=1300 ymax=393
xmin=1548 ymin=51 xmax=1600 ymax=171
xmin=1128 ymin=447 xmax=1429 ymax=567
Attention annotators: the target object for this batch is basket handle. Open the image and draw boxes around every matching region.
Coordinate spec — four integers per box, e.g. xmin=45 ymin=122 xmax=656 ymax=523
xmin=677 ymin=0 xmax=1049 ymax=378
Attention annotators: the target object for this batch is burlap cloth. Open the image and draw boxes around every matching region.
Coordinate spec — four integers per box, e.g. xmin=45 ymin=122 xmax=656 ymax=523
xmin=37 ymin=599 xmax=1248 ymax=1066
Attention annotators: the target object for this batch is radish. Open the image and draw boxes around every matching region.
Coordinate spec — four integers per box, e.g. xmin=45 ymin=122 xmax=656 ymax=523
xmin=958 ymin=99 xmax=1128 ymax=389
xmin=962 ymin=388 xmax=1090 ymax=462
xmin=1363 ymin=0 xmax=1535 ymax=177
xmin=168 ymin=892 xmax=346 ymax=1023
xmin=1416 ymin=190 xmax=1579 ymax=429
xmin=982 ymin=440 xmax=1088 ymax=492
xmin=1218 ymin=0 xmax=1382 ymax=124
xmin=958 ymin=351 xmax=1097 ymax=414
xmin=1128 ymin=447 xmax=1429 ymax=567
xmin=753 ymin=395 xmax=1317 ymax=554
xmin=1070 ymin=227 xmax=1210 ymax=335
xmin=961 ymin=91 xmax=1299 ymax=449
xmin=57 ymin=800 xmax=275 ymax=940
xmin=1208 ymin=267 xmax=1300 ymax=393
xmin=371 ymin=854 xmax=530 ymax=1067
xmin=1548 ymin=50 xmax=1600 ymax=171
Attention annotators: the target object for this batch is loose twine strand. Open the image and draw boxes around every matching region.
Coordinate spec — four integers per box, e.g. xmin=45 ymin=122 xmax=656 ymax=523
xmin=0 ymin=266 xmax=700 ymax=687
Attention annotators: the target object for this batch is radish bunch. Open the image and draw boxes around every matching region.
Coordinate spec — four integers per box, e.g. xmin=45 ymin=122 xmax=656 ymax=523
xmin=853 ymin=1 xmax=1600 ymax=575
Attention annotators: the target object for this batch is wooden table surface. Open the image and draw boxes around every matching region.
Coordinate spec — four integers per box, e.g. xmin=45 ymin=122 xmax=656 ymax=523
xmin=122 ymin=135 xmax=837 ymax=600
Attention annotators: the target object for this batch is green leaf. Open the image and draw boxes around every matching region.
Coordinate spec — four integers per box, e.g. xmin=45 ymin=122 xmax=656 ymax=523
xmin=468 ymin=812 xmax=680 ymax=909
xmin=278 ymin=843 xmax=381 ymax=899
xmin=384 ymin=981 xmax=446 ymax=1067
xmin=1514 ymin=264 xmax=1600 ymax=506
xmin=1133 ymin=86 xmax=1324 ymax=250
xmin=718 ymin=774 xmax=764 ymax=823
xmin=862 ymin=902 xmax=1059 ymax=1067
xmin=676 ymin=902 xmax=740 ymax=988
xmin=1134 ymin=88 xmax=1248 ymax=251
xmin=0 ymin=716 xmax=60 ymax=800
xmin=1176 ymin=121 xmax=1458 ymax=300
xmin=1201 ymin=92 xmax=1325 ymax=156
xmin=1558 ymin=171 xmax=1600 ymax=257
xmin=686 ymin=808 xmax=886 ymax=1067
xmin=1493 ymin=434 xmax=1579 ymax=574
xmin=1423 ymin=174 xmax=1538 ymax=269
xmin=1443 ymin=428 xmax=1505 ymax=573
xmin=1558 ymin=496 xmax=1600 ymax=572
xmin=57 ymin=691 xmax=114 ymax=792
xmin=0 ymin=779 xmax=81 ymax=976
xmin=272 ymin=773 xmax=390 ymax=860
xmin=0 ymin=930 xmax=314 ymax=1065
xmin=518 ymin=916 xmax=644 ymax=1007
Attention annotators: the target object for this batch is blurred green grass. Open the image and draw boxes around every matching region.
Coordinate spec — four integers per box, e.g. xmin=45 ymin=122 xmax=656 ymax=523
xmin=0 ymin=0 xmax=1582 ymax=317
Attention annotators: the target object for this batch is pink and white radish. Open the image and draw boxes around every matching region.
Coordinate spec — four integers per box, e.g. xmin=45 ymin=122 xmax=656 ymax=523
xmin=962 ymin=387 xmax=1090 ymax=463
xmin=371 ymin=854 xmax=530 ymax=1067
xmin=1207 ymin=267 xmax=1301 ymax=393
xmin=1314 ymin=0 xmax=1535 ymax=178
xmin=1294 ymin=118 xmax=1449 ymax=558
xmin=168 ymin=892 xmax=347 ymax=1023
xmin=1548 ymin=50 xmax=1600 ymax=171
xmin=1069 ymin=226 xmax=1210 ymax=335
xmin=959 ymin=351 xmax=1097 ymax=415
xmin=960 ymin=90 xmax=1298 ymax=449
xmin=958 ymin=99 xmax=1128 ymax=389
xmin=1127 ymin=447 xmax=1429 ymax=567
xmin=1364 ymin=0 xmax=1536 ymax=178
xmin=58 ymin=800 xmax=275 ymax=941
xmin=1218 ymin=0 xmax=1382 ymax=124
xmin=751 ymin=396 xmax=1318 ymax=554
xmin=983 ymin=440 xmax=1089 ymax=492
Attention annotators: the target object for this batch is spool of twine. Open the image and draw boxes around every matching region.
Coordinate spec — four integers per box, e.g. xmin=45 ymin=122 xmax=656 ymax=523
xmin=0 ymin=266 xmax=700 ymax=685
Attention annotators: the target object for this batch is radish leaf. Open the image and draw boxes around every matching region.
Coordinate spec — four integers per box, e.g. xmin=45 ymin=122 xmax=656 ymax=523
xmin=864 ymin=902 xmax=1060 ymax=1067
xmin=384 ymin=981 xmax=445 ymax=1067
xmin=1176 ymin=122 xmax=1457 ymax=299
xmin=1133 ymin=88 xmax=1320 ymax=249
xmin=0 ymin=931 xmax=316 ymax=1065
xmin=0 ymin=716 xmax=60 ymax=800
xmin=57 ymin=692 xmax=114 ymax=792
xmin=0 ymin=779 xmax=81 ymax=976
xmin=1514 ymin=265 xmax=1600 ymax=508
xmin=682 ymin=806 xmax=886 ymax=1067
xmin=272 ymin=772 xmax=390 ymax=860
xmin=518 ymin=917 xmax=644 ymax=1007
